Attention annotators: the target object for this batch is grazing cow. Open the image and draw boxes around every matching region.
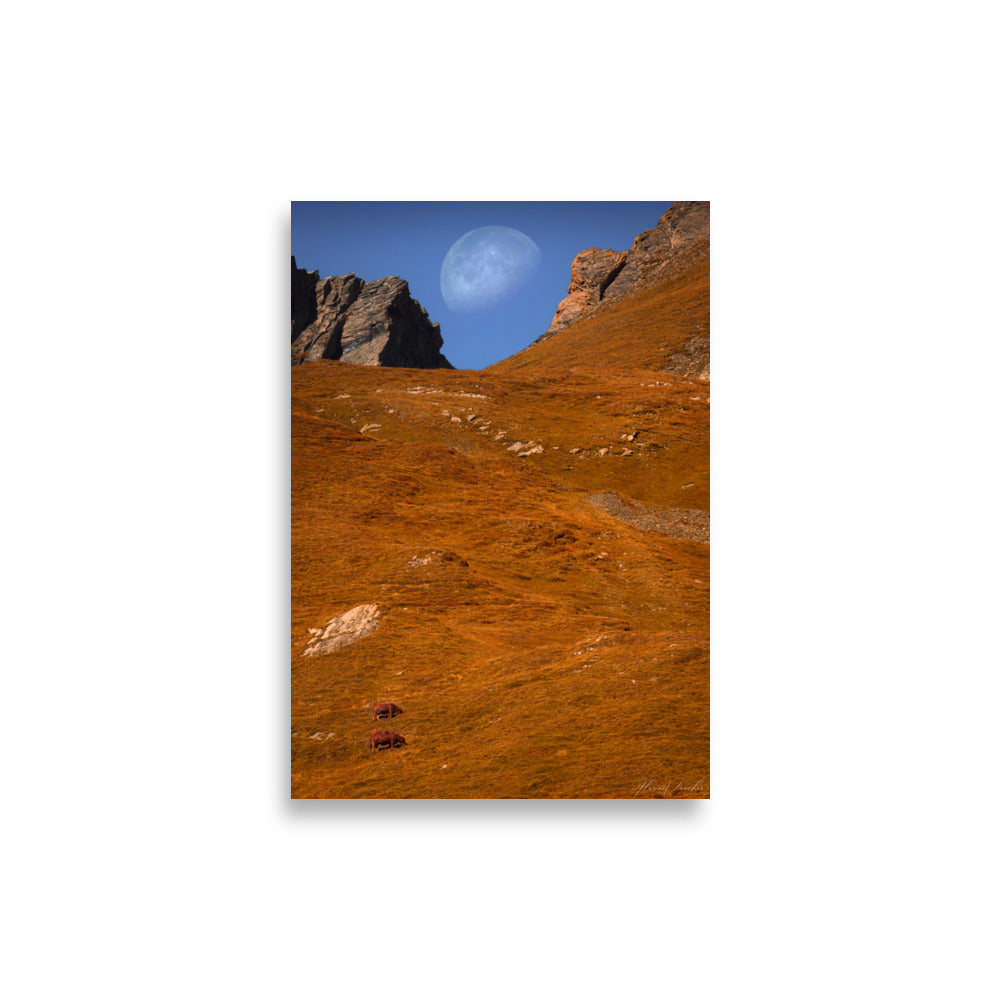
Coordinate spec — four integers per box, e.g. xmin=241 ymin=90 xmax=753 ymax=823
xmin=369 ymin=729 xmax=407 ymax=751
xmin=372 ymin=702 xmax=403 ymax=720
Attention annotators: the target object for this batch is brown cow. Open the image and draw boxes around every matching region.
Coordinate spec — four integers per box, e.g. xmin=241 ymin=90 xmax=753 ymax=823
xmin=372 ymin=702 xmax=403 ymax=720
xmin=369 ymin=729 xmax=407 ymax=751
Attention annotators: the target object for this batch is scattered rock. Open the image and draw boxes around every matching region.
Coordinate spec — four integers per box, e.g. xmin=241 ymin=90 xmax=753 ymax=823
xmin=663 ymin=333 xmax=710 ymax=381
xmin=360 ymin=423 xmax=382 ymax=434
xmin=406 ymin=550 xmax=467 ymax=569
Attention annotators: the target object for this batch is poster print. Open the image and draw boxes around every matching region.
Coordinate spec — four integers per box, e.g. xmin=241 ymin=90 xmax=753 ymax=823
xmin=291 ymin=202 xmax=709 ymax=798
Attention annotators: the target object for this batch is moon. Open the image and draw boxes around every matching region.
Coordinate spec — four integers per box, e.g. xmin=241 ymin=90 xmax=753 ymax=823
xmin=440 ymin=226 xmax=541 ymax=312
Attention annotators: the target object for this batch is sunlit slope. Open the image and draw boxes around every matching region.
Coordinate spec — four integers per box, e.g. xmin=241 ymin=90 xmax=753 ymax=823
xmin=488 ymin=254 xmax=709 ymax=375
xmin=292 ymin=364 xmax=709 ymax=798
xmin=291 ymin=362 xmax=708 ymax=511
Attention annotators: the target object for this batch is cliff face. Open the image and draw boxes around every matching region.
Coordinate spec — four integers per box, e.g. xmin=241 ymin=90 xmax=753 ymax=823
xmin=291 ymin=257 xmax=452 ymax=369
xmin=542 ymin=201 xmax=710 ymax=337
xmin=603 ymin=200 xmax=709 ymax=302
xmin=546 ymin=248 xmax=628 ymax=335
xmin=290 ymin=257 xmax=320 ymax=340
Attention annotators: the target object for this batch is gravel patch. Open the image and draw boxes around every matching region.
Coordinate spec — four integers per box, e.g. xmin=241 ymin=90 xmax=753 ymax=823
xmin=587 ymin=492 xmax=709 ymax=542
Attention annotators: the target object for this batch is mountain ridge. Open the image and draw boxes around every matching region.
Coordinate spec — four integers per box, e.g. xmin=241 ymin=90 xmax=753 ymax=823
xmin=489 ymin=203 xmax=709 ymax=379
xmin=529 ymin=201 xmax=709 ymax=364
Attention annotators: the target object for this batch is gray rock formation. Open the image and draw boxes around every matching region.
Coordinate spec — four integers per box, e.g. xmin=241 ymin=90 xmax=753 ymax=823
xmin=291 ymin=257 xmax=452 ymax=369
xmin=290 ymin=256 xmax=319 ymax=340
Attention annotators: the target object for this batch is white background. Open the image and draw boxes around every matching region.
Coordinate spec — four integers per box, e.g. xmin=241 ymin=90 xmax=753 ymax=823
xmin=3 ymin=3 xmax=997 ymax=997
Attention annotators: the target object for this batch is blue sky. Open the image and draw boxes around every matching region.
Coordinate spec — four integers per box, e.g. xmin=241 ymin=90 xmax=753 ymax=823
xmin=291 ymin=201 xmax=672 ymax=370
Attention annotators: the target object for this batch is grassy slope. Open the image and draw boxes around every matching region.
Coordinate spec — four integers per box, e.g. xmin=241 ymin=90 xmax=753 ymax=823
xmin=291 ymin=263 xmax=709 ymax=799
xmin=489 ymin=254 xmax=709 ymax=375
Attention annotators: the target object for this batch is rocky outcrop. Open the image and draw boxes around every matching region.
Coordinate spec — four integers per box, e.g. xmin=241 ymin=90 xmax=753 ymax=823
xmin=291 ymin=256 xmax=319 ymax=340
xmin=542 ymin=201 xmax=710 ymax=337
xmin=292 ymin=263 xmax=365 ymax=360
xmin=292 ymin=258 xmax=452 ymax=369
xmin=546 ymin=249 xmax=628 ymax=334
xmin=603 ymin=201 xmax=710 ymax=302
xmin=304 ymin=604 xmax=381 ymax=657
